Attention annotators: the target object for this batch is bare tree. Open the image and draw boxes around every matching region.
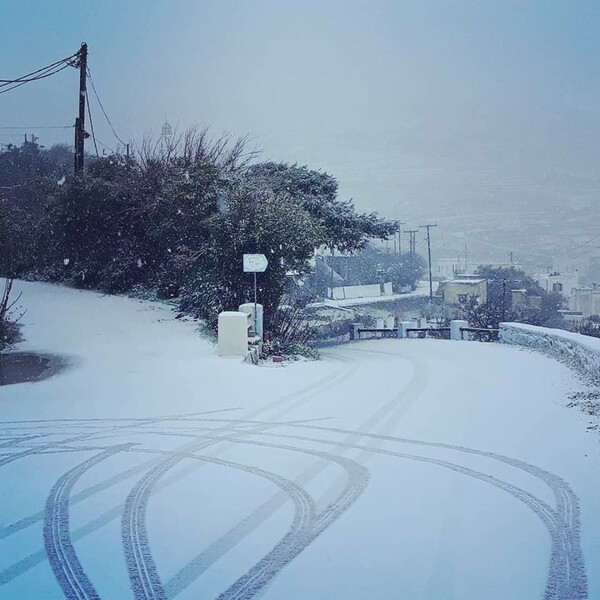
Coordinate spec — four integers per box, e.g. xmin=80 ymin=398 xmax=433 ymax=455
xmin=0 ymin=278 xmax=25 ymax=349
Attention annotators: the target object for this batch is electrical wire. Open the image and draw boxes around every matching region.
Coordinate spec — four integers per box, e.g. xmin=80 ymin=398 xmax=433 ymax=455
xmin=0 ymin=51 xmax=78 ymax=85
xmin=95 ymin=137 xmax=117 ymax=155
xmin=85 ymin=93 xmax=100 ymax=157
xmin=0 ymin=63 xmax=72 ymax=95
xmin=0 ymin=125 xmax=73 ymax=130
xmin=86 ymin=67 xmax=127 ymax=147
xmin=0 ymin=51 xmax=79 ymax=96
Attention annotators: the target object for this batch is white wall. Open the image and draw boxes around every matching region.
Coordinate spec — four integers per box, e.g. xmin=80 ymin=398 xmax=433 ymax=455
xmin=535 ymin=273 xmax=579 ymax=297
xmin=499 ymin=322 xmax=600 ymax=386
xmin=568 ymin=287 xmax=600 ymax=318
xmin=330 ymin=283 xmax=391 ymax=300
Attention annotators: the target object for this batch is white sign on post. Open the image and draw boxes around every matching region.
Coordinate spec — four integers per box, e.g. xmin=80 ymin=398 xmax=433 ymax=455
xmin=243 ymin=254 xmax=268 ymax=273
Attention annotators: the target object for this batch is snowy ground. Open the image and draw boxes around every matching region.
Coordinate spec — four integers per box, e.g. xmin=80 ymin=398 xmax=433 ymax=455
xmin=0 ymin=281 xmax=598 ymax=599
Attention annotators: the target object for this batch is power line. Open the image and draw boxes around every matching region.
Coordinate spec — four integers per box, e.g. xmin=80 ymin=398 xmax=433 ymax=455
xmin=86 ymin=67 xmax=126 ymax=147
xmin=85 ymin=92 xmax=99 ymax=157
xmin=567 ymin=233 xmax=600 ymax=256
xmin=0 ymin=52 xmax=77 ymax=85
xmin=95 ymin=137 xmax=117 ymax=155
xmin=0 ymin=125 xmax=73 ymax=130
xmin=0 ymin=64 xmax=71 ymax=95
xmin=0 ymin=52 xmax=78 ymax=96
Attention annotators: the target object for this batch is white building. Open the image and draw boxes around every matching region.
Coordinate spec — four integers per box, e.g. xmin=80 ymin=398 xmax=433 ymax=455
xmin=535 ymin=272 xmax=579 ymax=298
xmin=440 ymin=276 xmax=487 ymax=305
xmin=436 ymin=258 xmax=523 ymax=281
xmin=568 ymin=286 xmax=600 ymax=318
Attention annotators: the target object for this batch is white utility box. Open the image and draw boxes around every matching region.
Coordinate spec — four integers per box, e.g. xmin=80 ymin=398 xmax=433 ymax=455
xmin=238 ymin=302 xmax=263 ymax=341
xmin=218 ymin=311 xmax=250 ymax=357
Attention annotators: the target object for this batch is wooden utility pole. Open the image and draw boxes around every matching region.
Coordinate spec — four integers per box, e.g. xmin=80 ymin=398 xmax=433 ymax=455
xmin=395 ymin=221 xmax=406 ymax=255
xmin=74 ymin=42 xmax=88 ymax=175
xmin=420 ymin=223 xmax=437 ymax=302
xmin=404 ymin=229 xmax=418 ymax=255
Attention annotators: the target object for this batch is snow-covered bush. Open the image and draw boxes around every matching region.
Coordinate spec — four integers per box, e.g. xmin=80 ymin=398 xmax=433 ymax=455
xmin=2 ymin=129 xmax=396 ymax=338
xmin=262 ymin=305 xmax=318 ymax=358
xmin=0 ymin=279 xmax=24 ymax=350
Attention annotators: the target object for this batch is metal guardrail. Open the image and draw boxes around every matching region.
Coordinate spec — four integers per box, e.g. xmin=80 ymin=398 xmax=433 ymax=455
xmin=460 ymin=327 xmax=499 ymax=341
xmin=353 ymin=325 xmax=499 ymax=342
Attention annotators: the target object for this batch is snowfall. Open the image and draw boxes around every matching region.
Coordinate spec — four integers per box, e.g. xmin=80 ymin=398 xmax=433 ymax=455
xmin=0 ymin=281 xmax=598 ymax=600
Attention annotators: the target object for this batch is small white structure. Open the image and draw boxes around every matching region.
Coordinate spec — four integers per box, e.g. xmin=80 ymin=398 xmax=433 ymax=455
xmin=218 ymin=311 xmax=250 ymax=357
xmin=451 ymin=319 xmax=468 ymax=340
xmin=238 ymin=302 xmax=263 ymax=341
xmin=397 ymin=321 xmax=417 ymax=338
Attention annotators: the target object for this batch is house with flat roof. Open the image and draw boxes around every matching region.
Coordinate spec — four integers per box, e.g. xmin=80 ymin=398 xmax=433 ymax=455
xmin=568 ymin=286 xmax=600 ymax=318
xmin=440 ymin=276 xmax=487 ymax=305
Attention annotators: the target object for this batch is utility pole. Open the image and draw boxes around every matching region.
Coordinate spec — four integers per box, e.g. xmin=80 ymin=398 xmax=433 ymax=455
xmin=74 ymin=42 xmax=88 ymax=175
xmin=404 ymin=229 xmax=418 ymax=255
xmin=420 ymin=223 xmax=437 ymax=302
xmin=395 ymin=221 xmax=406 ymax=255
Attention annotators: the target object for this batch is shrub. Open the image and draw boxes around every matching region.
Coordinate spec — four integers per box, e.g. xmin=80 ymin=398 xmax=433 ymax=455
xmin=0 ymin=279 xmax=24 ymax=350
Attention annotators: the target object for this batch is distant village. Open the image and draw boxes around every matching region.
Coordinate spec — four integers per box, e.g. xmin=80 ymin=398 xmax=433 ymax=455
xmin=287 ymin=245 xmax=600 ymax=342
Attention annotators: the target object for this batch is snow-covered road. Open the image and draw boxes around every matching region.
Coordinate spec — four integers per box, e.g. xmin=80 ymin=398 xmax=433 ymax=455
xmin=0 ymin=281 xmax=598 ymax=599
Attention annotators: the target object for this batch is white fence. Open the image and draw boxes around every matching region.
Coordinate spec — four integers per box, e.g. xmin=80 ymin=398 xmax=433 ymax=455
xmin=328 ymin=282 xmax=393 ymax=300
xmin=499 ymin=322 xmax=600 ymax=386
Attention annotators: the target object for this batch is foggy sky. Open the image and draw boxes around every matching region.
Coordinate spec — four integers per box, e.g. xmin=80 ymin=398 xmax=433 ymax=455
xmin=1 ymin=1 xmax=600 ymax=267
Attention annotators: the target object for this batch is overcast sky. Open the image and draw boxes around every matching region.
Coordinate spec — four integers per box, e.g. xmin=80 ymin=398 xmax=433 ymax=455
xmin=2 ymin=1 xmax=600 ymax=264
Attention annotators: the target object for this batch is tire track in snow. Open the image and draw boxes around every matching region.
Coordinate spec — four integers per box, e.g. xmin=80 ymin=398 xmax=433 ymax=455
xmin=44 ymin=444 xmax=134 ymax=600
xmin=0 ymin=352 xmax=354 ymax=596
xmin=0 ymin=407 xmax=242 ymax=428
xmin=0 ymin=434 xmax=49 ymax=448
xmin=313 ymin=345 xmax=587 ymax=599
xmin=164 ymin=428 xmax=562 ymax=600
xmin=0 ymin=409 xmax=244 ymax=541
xmin=160 ymin=411 xmax=584 ymax=600
xmin=121 ymin=424 xmax=333 ymax=600
xmin=198 ymin=440 xmax=368 ymax=600
xmin=0 ymin=410 xmax=237 ymax=470
xmin=2 ymin=329 xmax=356 ymax=597
xmin=283 ymin=424 xmax=588 ymax=600
xmin=165 ymin=349 xmax=418 ymax=596
xmin=60 ymin=437 xmax=363 ymax=600
xmin=186 ymin=453 xmax=318 ymax=599
xmin=121 ymin=356 xmax=359 ymax=599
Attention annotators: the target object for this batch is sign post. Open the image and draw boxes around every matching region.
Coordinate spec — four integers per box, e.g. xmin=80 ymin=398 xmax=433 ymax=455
xmin=243 ymin=254 xmax=268 ymax=338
